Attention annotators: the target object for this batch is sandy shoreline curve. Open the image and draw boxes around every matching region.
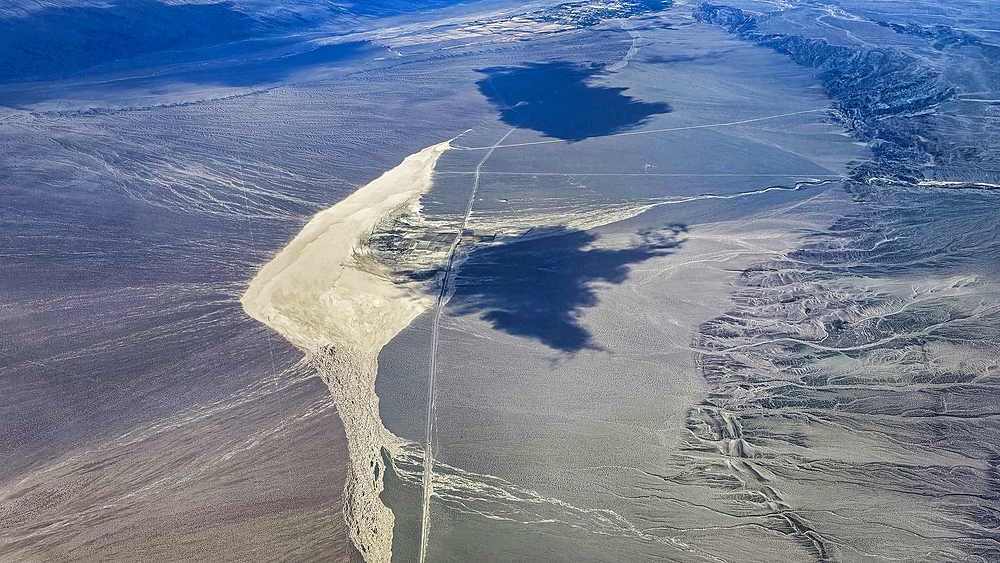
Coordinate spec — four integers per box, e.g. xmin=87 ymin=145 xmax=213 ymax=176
xmin=241 ymin=140 xmax=451 ymax=563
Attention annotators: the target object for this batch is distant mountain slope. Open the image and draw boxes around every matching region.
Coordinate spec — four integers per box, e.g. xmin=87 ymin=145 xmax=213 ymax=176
xmin=0 ymin=0 xmax=485 ymax=83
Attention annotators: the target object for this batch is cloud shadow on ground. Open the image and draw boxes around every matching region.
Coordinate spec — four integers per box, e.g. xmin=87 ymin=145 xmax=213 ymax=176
xmin=475 ymin=62 xmax=672 ymax=141
xmin=448 ymin=225 xmax=686 ymax=352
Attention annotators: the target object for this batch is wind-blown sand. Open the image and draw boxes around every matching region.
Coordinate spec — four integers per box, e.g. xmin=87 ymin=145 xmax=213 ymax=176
xmin=241 ymin=140 xmax=450 ymax=563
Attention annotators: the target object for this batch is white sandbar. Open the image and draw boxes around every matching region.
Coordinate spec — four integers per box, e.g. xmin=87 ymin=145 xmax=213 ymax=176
xmin=242 ymin=141 xmax=450 ymax=353
xmin=241 ymin=140 xmax=451 ymax=563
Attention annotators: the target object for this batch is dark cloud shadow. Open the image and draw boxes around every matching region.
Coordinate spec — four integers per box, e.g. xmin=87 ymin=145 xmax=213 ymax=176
xmin=475 ymin=62 xmax=672 ymax=141
xmin=449 ymin=225 xmax=686 ymax=352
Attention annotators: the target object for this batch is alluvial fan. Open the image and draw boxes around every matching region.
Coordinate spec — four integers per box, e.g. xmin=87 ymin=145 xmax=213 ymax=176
xmin=687 ymin=185 xmax=1000 ymax=561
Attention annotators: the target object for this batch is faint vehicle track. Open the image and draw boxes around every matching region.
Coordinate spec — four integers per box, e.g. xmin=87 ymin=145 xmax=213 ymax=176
xmin=419 ymin=126 xmax=516 ymax=563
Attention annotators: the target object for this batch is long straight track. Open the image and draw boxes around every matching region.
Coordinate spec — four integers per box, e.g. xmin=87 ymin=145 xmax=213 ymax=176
xmin=417 ymin=127 xmax=516 ymax=563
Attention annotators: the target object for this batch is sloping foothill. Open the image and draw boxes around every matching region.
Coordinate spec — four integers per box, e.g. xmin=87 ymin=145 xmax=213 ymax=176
xmin=0 ymin=1 xmax=272 ymax=83
xmin=691 ymin=3 xmax=998 ymax=185
xmin=0 ymin=0 xmax=479 ymax=86
xmin=0 ymin=0 xmax=380 ymax=106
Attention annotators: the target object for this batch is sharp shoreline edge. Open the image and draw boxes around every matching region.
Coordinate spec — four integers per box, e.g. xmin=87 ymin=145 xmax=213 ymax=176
xmin=241 ymin=140 xmax=452 ymax=563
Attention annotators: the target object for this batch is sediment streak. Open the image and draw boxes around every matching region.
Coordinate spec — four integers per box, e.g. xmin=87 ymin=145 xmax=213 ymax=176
xmin=241 ymin=141 xmax=451 ymax=562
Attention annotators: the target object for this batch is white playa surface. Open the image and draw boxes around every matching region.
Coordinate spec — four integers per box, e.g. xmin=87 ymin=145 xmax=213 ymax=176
xmin=241 ymin=140 xmax=450 ymax=563
xmin=242 ymin=140 xmax=451 ymax=353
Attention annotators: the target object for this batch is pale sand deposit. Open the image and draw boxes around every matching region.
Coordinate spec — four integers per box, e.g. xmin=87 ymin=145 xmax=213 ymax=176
xmin=241 ymin=140 xmax=450 ymax=563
